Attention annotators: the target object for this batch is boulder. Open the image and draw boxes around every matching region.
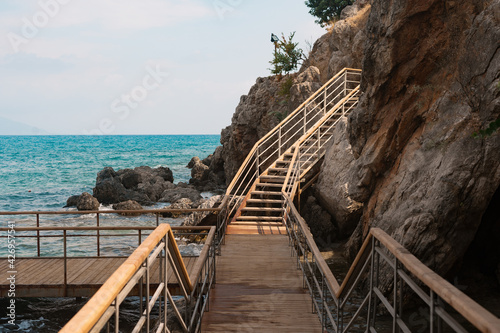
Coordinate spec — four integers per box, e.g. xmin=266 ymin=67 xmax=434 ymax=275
xmin=112 ymin=200 xmax=143 ymax=216
xmin=163 ymin=198 xmax=194 ymax=218
xmin=76 ymin=192 xmax=99 ymax=211
xmin=64 ymin=195 xmax=80 ymax=208
xmin=93 ymin=166 xmax=174 ymax=205
xmin=188 ymin=150 xmax=226 ymax=192
xmin=159 ymin=184 xmax=202 ymax=203
xmin=301 ymin=195 xmax=337 ymax=248
xmin=187 ymin=157 xmax=201 ymax=169
xmin=183 ymin=195 xmax=223 ymax=226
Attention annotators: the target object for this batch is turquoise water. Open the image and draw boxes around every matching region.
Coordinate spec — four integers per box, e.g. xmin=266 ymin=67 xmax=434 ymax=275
xmin=0 ymin=135 xmax=220 ymax=211
xmin=0 ymin=135 xmax=220 ymax=332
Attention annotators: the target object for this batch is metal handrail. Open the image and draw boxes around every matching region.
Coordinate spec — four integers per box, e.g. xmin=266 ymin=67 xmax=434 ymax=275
xmin=224 ymin=68 xmax=362 ymax=220
xmin=59 ymin=224 xmax=216 ymax=333
xmin=282 ymin=86 xmax=360 ymax=197
xmin=283 ymin=194 xmax=500 ymax=333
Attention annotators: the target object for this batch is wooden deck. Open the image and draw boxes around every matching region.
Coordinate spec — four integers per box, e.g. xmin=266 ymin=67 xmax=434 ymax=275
xmin=0 ymin=256 xmax=198 ymax=297
xmin=201 ymin=232 xmax=322 ymax=332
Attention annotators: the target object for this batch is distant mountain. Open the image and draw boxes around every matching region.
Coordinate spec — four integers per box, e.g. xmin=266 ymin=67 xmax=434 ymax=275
xmin=0 ymin=116 xmax=50 ymax=135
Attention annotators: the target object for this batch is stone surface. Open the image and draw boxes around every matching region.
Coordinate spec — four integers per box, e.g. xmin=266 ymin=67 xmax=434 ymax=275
xmin=65 ymin=195 xmax=80 ymax=208
xmin=301 ymin=195 xmax=337 ymax=248
xmin=163 ymin=198 xmax=194 ymax=218
xmin=183 ymin=195 xmax=222 ymax=226
xmin=219 ymin=66 xmax=323 ymax=183
xmin=76 ymin=192 xmax=99 ymax=211
xmin=314 ymin=117 xmax=363 ymax=238
xmin=320 ymin=0 xmax=500 ymax=282
xmin=159 ymin=183 xmax=202 ymax=203
xmin=304 ymin=2 xmax=371 ymax=84
xmin=93 ymin=166 xmax=174 ymax=205
xmin=112 ymin=200 xmax=143 ymax=216
xmin=188 ymin=148 xmax=226 ymax=192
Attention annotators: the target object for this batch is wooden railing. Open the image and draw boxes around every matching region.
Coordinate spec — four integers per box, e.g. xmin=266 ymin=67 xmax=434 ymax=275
xmin=59 ymin=224 xmax=216 ymax=333
xmin=283 ymin=195 xmax=500 ymax=333
xmin=224 ymin=68 xmax=362 ymax=220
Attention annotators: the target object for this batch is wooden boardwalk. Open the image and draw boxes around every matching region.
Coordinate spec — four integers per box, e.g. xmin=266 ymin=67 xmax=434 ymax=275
xmin=201 ymin=228 xmax=322 ymax=332
xmin=0 ymin=256 xmax=198 ymax=297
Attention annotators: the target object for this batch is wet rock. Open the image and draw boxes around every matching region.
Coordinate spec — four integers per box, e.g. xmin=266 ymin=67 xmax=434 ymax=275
xmin=76 ymin=192 xmax=99 ymax=211
xmin=112 ymin=200 xmax=143 ymax=216
xmin=64 ymin=195 xmax=80 ymax=208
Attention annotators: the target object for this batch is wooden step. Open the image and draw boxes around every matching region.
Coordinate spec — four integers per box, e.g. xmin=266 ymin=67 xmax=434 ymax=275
xmin=268 ymin=167 xmax=289 ymax=172
xmin=255 ymin=182 xmax=283 ymax=188
xmin=259 ymin=175 xmax=286 ymax=183
xmin=251 ymin=191 xmax=283 ymax=196
xmin=246 ymin=199 xmax=283 ymax=204
xmin=236 ymin=216 xmax=283 ymax=221
xmin=230 ymin=222 xmax=284 ymax=227
xmin=241 ymin=207 xmax=282 ymax=212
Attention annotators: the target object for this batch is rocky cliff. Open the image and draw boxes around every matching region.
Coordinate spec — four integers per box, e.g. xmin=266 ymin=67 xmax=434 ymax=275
xmin=209 ymin=0 xmax=500 ymax=283
xmin=313 ymin=0 xmax=500 ymax=282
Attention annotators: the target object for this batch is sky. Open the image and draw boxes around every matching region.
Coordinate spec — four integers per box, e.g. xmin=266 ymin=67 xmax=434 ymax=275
xmin=0 ymin=0 xmax=326 ymax=135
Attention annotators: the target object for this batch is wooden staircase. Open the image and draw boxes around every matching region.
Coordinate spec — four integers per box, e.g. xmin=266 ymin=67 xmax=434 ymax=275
xmin=225 ymin=68 xmax=362 ymax=234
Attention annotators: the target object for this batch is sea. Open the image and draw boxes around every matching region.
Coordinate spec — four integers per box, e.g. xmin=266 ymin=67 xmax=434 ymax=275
xmin=0 ymin=134 xmax=220 ymax=332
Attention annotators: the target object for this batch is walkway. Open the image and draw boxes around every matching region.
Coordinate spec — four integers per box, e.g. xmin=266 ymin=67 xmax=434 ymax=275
xmin=201 ymin=229 xmax=322 ymax=332
xmin=0 ymin=256 xmax=198 ymax=297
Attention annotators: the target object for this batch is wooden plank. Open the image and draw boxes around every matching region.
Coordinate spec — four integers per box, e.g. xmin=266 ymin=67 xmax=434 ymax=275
xmin=201 ymin=234 xmax=321 ymax=332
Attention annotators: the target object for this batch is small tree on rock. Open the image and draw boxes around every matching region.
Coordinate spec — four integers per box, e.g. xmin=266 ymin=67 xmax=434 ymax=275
xmin=305 ymin=0 xmax=355 ymax=27
xmin=269 ymin=32 xmax=304 ymax=78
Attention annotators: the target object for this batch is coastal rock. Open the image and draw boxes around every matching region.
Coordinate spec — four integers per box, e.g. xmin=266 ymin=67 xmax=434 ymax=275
xmin=219 ymin=66 xmax=322 ymax=182
xmin=314 ymin=117 xmax=363 ymax=237
xmin=316 ymin=0 xmax=500 ymax=285
xmin=163 ymin=198 xmax=194 ymax=218
xmin=93 ymin=166 xmax=174 ymax=205
xmin=301 ymin=195 xmax=337 ymax=247
xmin=304 ymin=1 xmax=371 ymax=84
xmin=187 ymin=157 xmax=201 ymax=169
xmin=76 ymin=192 xmax=99 ymax=211
xmin=64 ymin=195 xmax=80 ymax=208
xmin=159 ymin=183 xmax=202 ymax=203
xmin=112 ymin=200 xmax=143 ymax=216
xmin=188 ymin=148 xmax=226 ymax=192
xmin=183 ymin=195 xmax=222 ymax=226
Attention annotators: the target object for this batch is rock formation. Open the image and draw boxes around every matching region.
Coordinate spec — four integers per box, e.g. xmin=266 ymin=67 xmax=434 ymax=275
xmin=112 ymin=200 xmax=143 ymax=216
xmin=183 ymin=195 xmax=222 ymax=226
xmin=76 ymin=192 xmax=99 ymax=211
xmin=219 ymin=66 xmax=323 ymax=182
xmin=93 ymin=166 xmax=175 ymax=205
xmin=187 ymin=150 xmax=225 ymax=192
xmin=312 ymin=0 xmax=500 ymax=282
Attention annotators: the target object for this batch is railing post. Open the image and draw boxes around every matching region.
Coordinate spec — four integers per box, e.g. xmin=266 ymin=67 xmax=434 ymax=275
xmin=36 ymin=214 xmax=40 ymax=257
xmin=317 ymin=128 xmax=321 ymax=159
xmin=323 ymin=88 xmax=327 ymax=115
xmin=303 ymin=107 xmax=307 ymax=134
xmin=63 ymin=230 xmax=67 ymax=297
xmin=279 ymin=127 xmax=282 ymax=156
xmin=96 ymin=213 xmax=100 ymax=257
xmin=256 ymin=150 xmax=260 ymax=178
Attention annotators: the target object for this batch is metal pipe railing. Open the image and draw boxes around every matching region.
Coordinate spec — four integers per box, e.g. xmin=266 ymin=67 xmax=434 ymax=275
xmin=224 ymin=68 xmax=362 ymax=216
xmin=283 ymin=194 xmax=500 ymax=333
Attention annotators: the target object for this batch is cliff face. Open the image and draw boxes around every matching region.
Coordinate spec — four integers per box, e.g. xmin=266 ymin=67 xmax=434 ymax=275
xmin=317 ymin=0 xmax=500 ymax=279
xmin=220 ymin=67 xmax=322 ymax=182
xmin=215 ymin=0 xmax=500 ymax=281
